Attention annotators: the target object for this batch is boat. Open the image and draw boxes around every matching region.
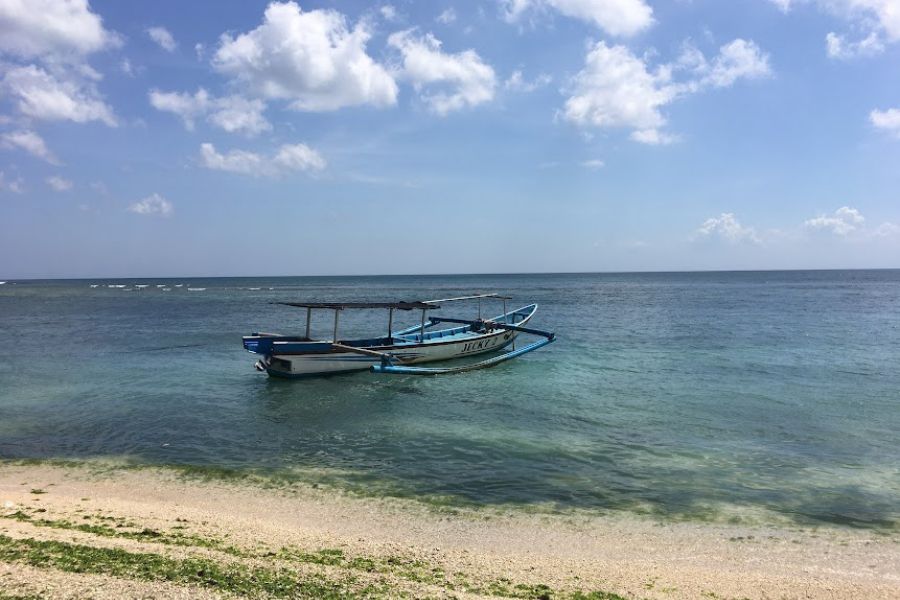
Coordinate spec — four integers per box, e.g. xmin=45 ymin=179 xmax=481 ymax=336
xmin=242 ymin=293 xmax=555 ymax=378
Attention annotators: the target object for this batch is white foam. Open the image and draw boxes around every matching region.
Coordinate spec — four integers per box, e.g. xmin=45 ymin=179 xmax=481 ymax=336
xmin=187 ymin=287 xmax=206 ymax=291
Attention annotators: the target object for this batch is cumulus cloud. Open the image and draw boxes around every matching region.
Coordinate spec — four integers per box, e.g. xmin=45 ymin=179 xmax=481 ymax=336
xmin=207 ymin=96 xmax=271 ymax=136
xmin=0 ymin=0 xmax=121 ymax=59
xmin=0 ymin=1 xmax=119 ymax=126
xmin=388 ymin=30 xmax=496 ymax=115
xmin=149 ymin=89 xmax=271 ymax=136
xmin=437 ymin=8 xmax=457 ymax=24
xmin=701 ymin=39 xmax=772 ymax=88
xmin=146 ymin=26 xmax=177 ymax=52
xmin=149 ymin=88 xmax=210 ymax=130
xmin=199 ymin=142 xmax=326 ymax=177
xmin=380 ymin=5 xmax=398 ymax=21
xmin=826 ymin=31 xmax=884 ymax=58
xmin=501 ymin=0 xmax=654 ymax=37
xmin=46 ymin=175 xmax=72 ymax=191
xmin=581 ymin=159 xmax=605 ymax=169
xmin=695 ymin=213 xmax=761 ymax=244
xmin=872 ymin=221 xmax=900 ymax=237
xmin=870 ymin=107 xmax=900 ymax=138
xmin=0 ymin=170 xmax=24 ymax=193
xmin=804 ymin=206 xmax=865 ymax=235
xmin=771 ymin=0 xmax=900 ymax=57
xmin=128 ymin=192 xmax=173 ymax=217
xmin=1 ymin=129 xmax=60 ymax=164
xmin=2 ymin=64 xmax=116 ymax=126
xmin=562 ymin=39 xmax=770 ymax=143
xmin=505 ymin=69 xmax=552 ymax=92
xmin=212 ymin=1 xmax=397 ymax=111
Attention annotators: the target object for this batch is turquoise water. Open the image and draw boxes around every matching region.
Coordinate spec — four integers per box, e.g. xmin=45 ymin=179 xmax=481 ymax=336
xmin=1 ymin=271 xmax=899 ymax=528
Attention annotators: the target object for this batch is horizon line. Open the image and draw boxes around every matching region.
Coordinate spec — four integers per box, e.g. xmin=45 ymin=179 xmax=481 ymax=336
xmin=4 ymin=266 xmax=900 ymax=282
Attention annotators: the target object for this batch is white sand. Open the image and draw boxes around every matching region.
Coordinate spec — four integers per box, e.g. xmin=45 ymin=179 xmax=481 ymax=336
xmin=1 ymin=463 xmax=898 ymax=599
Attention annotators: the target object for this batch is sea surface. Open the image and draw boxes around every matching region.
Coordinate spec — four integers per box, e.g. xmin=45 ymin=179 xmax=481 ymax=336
xmin=1 ymin=271 xmax=899 ymax=528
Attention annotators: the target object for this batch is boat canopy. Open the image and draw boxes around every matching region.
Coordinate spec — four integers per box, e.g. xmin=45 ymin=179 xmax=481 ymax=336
xmin=275 ymin=301 xmax=436 ymax=311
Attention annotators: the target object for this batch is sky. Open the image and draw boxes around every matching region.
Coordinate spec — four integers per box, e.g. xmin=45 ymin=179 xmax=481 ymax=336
xmin=0 ymin=0 xmax=899 ymax=278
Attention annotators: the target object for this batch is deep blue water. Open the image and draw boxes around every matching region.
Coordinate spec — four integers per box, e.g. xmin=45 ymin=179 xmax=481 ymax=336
xmin=1 ymin=271 xmax=899 ymax=528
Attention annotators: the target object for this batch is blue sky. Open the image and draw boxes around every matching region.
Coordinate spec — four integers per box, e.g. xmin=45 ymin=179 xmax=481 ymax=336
xmin=0 ymin=0 xmax=899 ymax=278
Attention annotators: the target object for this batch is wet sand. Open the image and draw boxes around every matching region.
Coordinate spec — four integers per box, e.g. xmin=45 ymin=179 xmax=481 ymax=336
xmin=1 ymin=462 xmax=898 ymax=599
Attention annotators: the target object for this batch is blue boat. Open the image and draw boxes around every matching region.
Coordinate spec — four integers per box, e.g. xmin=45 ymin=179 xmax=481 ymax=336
xmin=242 ymin=293 xmax=555 ymax=378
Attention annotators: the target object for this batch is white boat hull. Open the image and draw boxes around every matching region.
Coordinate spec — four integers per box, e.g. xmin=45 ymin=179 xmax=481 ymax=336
xmin=265 ymin=328 xmax=521 ymax=378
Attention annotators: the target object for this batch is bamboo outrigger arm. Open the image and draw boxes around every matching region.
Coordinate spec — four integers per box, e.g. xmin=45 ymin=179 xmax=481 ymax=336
xmin=370 ymin=335 xmax=554 ymax=375
xmin=370 ymin=316 xmax=555 ymax=375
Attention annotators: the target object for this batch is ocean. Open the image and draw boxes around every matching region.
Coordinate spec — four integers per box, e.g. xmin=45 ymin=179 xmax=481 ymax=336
xmin=1 ymin=271 xmax=898 ymax=528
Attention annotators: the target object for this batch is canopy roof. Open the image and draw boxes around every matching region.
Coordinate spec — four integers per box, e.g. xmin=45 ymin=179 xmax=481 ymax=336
xmin=275 ymin=293 xmax=511 ymax=311
xmin=275 ymin=301 xmax=437 ymax=311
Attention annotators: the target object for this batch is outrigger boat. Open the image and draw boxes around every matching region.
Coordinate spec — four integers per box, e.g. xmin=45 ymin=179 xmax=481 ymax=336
xmin=242 ymin=293 xmax=555 ymax=378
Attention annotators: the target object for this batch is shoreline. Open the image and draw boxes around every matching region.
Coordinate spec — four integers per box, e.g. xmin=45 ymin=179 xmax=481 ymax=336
xmin=1 ymin=462 xmax=898 ymax=599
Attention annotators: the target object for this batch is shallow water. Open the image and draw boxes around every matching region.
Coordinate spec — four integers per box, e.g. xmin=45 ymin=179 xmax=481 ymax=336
xmin=1 ymin=271 xmax=899 ymax=528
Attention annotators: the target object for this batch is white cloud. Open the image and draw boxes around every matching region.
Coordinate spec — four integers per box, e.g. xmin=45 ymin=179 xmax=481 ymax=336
xmin=581 ymin=158 xmax=605 ymax=169
xmin=701 ymin=39 xmax=771 ymax=88
xmin=501 ymin=0 xmax=654 ymax=37
xmin=695 ymin=213 xmax=761 ymax=244
xmin=46 ymin=175 xmax=72 ymax=191
xmin=273 ymin=143 xmax=327 ymax=171
xmin=2 ymin=64 xmax=116 ymax=126
xmin=208 ymin=96 xmax=271 ymax=136
xmin=804 ymin=206 xmax=865 ymax=235
xmin=563 ymin=42 xmax=676 ymax=142
xmin=212 ymin=1 xmax=397 ymax=111
xmin=826 ymin=31 xmax=884 ymax=58
xmin=200 ymin=143 xmax=263 ymax=176
xmin=0 ymin=0 xmax=120 ymax=130
xmin=149 ymin=89 xmax=271 ymax=136
xmin=0 ymin=0 xmax=120 ymax=59
xmin=870 ymin=107 xmax=900 ymax=138
xmin=0 ymin=129 xmax=60 ymax=164
xmin=128 ymin=192 xmax=173 ymax=217
xmin=199 ymin=142 xmax=326 ymax=177
xmin=146 ymin=26 xmax=177 ymax=52
xmin=505 ymin=69 xmax=552 ymax=92
xmin=769 ymin=0 xmax=792 ymax=11
xmin=0 ymin=171 xmax=24 ymax=194
xmin=563 ymin=39 xmax=770 ymax=143
xmin=380 ymin=5 xmax=398 ymax=21
xmin=437 ymin=8 xmax=457 ymax=24
xmin=388 ymin=30 xmax=496 ymax=115
xmin=149 ymin=88 xmax=210 ymax=130
xmin=872 ymin=221 xmax=900 ymax=237
xmin=772 ymin=0 xmax=900 ymax=57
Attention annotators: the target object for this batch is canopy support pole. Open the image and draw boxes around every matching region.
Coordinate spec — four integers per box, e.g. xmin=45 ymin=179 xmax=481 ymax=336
xmin=332 ymin=309 xmax=340 ymax=342
xmin=420 ymin=309 xmax=427 ymax=342
xmin=387 ymin=308 xmax=394 ymax=341
xmin=305 ymin=308 xmax=311 ymax=339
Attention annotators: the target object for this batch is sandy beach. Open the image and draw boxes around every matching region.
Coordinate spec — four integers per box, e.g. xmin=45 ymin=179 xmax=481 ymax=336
xmin=0 ymin=462 xmax=897 ymax=599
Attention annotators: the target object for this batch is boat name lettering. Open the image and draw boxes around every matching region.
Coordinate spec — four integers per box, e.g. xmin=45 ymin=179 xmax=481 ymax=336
xmin=462 ymin=336 xmax=499 ymax=353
